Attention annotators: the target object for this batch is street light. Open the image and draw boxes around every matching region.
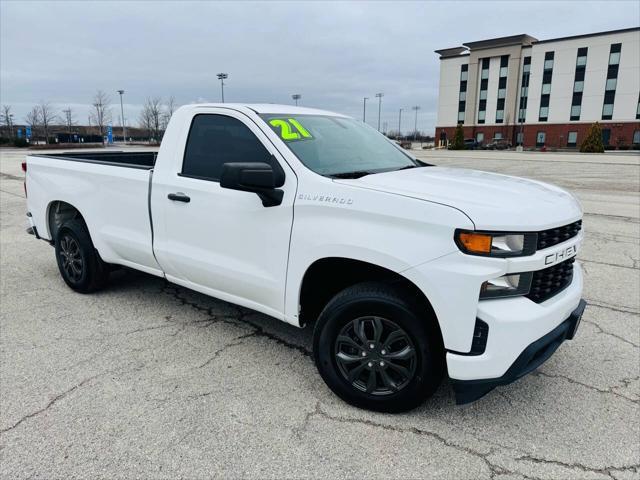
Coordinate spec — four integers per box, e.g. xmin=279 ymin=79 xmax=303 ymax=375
xmin=363 ymin=97 xmax=369 ymax=123
xmin=217 ymin=73 xmax=228 ymax=103
xmin=398 ymin=108 xmax=403 ymax=140
xmin=375 ymin=93 xmax=383 ymax=131
xmin=292 ymin=94 xmax=301 ymax=106
xmin=412 ymin=105 xmax=420 ymax=140
xmin=117 ymin=90 xmax=126 ymax=143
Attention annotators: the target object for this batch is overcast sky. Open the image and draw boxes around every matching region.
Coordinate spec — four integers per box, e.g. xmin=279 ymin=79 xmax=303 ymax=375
xmin=1 ymin=1 xmax=637 ymax=134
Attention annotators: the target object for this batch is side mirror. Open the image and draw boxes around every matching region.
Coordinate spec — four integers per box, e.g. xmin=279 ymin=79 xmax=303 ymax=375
xmin=220 ymin=162 xmax=284 ymax=207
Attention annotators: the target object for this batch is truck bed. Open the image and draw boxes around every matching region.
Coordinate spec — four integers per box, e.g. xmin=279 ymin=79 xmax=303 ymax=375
xmin=32 ymin=151 xmax=157 ymax=170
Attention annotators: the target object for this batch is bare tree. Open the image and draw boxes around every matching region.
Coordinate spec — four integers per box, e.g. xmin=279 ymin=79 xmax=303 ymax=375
xmin=1 ymin=105 xmax=14 ymax=138
xmin=39 ymin=101 xmax=56 ymax=144
xmin=25 ymin=106 xmax=41 ymax=143
xmin=91 ymin=90 xmax=112 ymax=145
xmin=139 ymin=97 xmax=163 ymax=143
xmin=162 ymin=95 xmax=177 ymax=131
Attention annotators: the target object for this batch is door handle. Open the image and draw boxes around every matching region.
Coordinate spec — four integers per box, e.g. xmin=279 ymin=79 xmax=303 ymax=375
xmin=168 ymin=192 xmax=190 ymax=203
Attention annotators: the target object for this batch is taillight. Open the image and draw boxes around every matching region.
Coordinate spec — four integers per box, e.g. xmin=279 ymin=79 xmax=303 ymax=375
xmin=22 ymin=161 xmax=27 ymax=197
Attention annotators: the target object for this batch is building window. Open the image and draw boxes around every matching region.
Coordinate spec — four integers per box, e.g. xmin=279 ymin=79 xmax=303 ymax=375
xmin=496 ymin=110 xmax=504 ymax=122
xmin=516 ymin=131 xmax=524 ymax=145
xmin=536 ymin=131 xmax=546 ymax=147
xmin=633 ymin=130 xmax=640 ymax=144
xmin=636 ymin=94 xmax=640 ymax=119
xmin=494 ymin=132 xmax=503 ymax=140
xmin=602 ymin=43 xmax=621 ymax=120
xmin=476 ymin=132 xmax=484 ymax=143
xmin=519 ymin=56 xmax=531 ymax=123
xmin=498 ymin=88 xmax=506 ymax=99
xmin=570 ymin=48 xmax=587 ymax=122
xmin=539 ymin=106 xmax=549 ymax=120
xmin=609 ymin=45 xmax=621 ymax=65
xmin=477 ymin=58 xmax=490 ymax=123
xmin=602 ymin=128 xmax=611 ymax=146
xmin=567 ymin=131 xmax=578 ymax=147
xmin=570 ymin=105 xmax=581 ymax=120
xmin=460 ymin=64 xmax=469 ymax=81
xmin=538 ymin=52 xmax=554 ymax=122
xmin=457 ymin=64 xmax=468 ymax=124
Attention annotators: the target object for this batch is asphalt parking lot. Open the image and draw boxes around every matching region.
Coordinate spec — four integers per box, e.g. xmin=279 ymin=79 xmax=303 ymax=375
xmin=1 ymin=146 xmax=638 ymax=479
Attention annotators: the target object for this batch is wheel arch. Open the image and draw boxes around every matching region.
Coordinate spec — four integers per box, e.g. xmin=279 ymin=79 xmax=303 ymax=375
xmin=298 ymin=257 xmax=443 ymax=349
xmin=46 ymin=200 xmax=88 ymax=241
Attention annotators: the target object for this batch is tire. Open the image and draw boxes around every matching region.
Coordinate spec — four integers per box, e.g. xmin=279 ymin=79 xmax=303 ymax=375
xmin=313 ymin=282 xmax=444 ymax=413
xmin=54 ymin=219 xmax=110 ymax=293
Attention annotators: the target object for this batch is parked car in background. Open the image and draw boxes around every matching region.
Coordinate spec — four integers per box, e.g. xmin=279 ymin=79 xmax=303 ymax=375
xmin=482 ymin=138 xmax=512 ymax=150
xmin=464 ymin=138 xmax=480 ymax=150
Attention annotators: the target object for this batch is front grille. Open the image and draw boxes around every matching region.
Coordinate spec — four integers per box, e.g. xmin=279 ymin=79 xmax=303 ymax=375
xmin=526 ymin=257 xmax=575 ymax=303
xmin=537 ymin=220 xmax=582 ymax=250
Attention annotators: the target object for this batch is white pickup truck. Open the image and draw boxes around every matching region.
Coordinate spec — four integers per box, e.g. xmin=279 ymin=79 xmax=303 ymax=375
xmin=25 ymin=104 xmax=586 ymax=411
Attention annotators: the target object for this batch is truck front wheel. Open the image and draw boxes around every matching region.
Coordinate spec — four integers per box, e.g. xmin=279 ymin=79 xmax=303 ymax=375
xmin=313 ymin=282 xmax=444 ymax=412
xmin=54 ymin=219 xmax=109 ymax=293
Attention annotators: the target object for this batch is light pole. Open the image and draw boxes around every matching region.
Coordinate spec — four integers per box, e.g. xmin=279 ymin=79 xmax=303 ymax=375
xmin=217 ymin=73 xmax=228 ymax=103
xmin=363 ymin=97 xmax=368 ymax=122
xmin=292 ymin=94 xmax=301 ymax=106
xmin=412 ymin=105 xmax=420 ymax=140
xmin=375 ymin=93 xmax=383 ymax=131
xmin=117 ymin=90 xmax=126 ymax=143
xmin=398 ymin=108 xmax=403 ymax=140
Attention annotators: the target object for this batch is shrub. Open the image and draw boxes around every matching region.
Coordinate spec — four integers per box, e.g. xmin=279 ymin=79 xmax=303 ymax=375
xmin=579 ymin=122 xmax=605 ymax=153
xmin=449 ymin=124 xmax=465 ymax=150
xmin=13 ymin=138 xmax=28 ymax=148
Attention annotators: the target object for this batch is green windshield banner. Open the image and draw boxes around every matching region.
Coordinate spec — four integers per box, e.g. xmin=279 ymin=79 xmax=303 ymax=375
xmin=268 ymin=118 xmax=313 ymax=141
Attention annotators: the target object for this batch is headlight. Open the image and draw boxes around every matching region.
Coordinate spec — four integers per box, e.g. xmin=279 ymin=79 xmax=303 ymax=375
xmin=480 ymin=272 xmax=532 ymax=299
xmin=455 ymin=230 xmax=536 ymax=257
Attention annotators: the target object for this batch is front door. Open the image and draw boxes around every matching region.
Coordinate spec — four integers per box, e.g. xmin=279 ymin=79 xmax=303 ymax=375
xmin=152 ymin=110 xmax=296 ymax=318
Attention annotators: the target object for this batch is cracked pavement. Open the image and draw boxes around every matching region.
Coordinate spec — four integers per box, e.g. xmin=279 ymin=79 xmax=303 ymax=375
xmin=1 ymin=147 xmax=638 ymax=479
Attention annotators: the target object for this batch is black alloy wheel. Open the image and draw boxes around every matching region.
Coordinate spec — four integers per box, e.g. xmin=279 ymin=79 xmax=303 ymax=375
xmin=334 ymin=316 xmax=417 ymax=395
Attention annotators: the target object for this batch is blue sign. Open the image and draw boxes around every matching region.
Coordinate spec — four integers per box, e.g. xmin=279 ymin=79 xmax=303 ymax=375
xmin=16 ymin=128 xmax=22 ymax=139
xmin=107 ymin=125 xmax=113 ymax=144
xmin=26 ymin=126 xmax=32 ymax=139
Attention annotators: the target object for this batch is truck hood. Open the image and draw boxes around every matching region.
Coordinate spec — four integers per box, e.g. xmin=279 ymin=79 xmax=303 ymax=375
xmin=336 ymin=166 xmax=582 ymax=231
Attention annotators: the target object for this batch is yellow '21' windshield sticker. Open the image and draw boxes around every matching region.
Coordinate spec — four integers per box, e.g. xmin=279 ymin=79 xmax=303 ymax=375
xmin=269 ymin=118 xmax=313 ymax=141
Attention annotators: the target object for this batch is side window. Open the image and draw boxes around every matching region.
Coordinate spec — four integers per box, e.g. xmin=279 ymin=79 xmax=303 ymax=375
xmin=182 ymin=114 xmax=273 ymax=181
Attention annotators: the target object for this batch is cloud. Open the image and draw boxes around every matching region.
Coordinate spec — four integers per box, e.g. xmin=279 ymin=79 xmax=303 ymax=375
xmin=1 ymin=0 xmax=636 ymax=133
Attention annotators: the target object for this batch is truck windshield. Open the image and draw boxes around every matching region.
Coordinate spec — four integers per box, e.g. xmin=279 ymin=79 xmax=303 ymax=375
xmin=259 ymin=114 xmax=420 ymax=178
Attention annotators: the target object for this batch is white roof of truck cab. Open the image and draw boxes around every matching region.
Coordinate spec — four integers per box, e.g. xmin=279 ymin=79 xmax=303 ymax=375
xmin=186 ymin=103 xmax=348 ymax=117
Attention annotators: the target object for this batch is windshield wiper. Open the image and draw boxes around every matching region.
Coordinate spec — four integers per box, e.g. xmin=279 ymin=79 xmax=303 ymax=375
xmin=328 ymin=170 xmax=375 ymax=179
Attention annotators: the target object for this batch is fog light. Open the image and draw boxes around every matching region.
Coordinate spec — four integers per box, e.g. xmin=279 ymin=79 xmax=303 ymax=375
xmin=480 ymin=272 xmax=532 ymax=299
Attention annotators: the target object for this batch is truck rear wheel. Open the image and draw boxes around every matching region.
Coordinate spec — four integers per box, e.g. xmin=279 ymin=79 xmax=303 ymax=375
xmin=313 ymin=282 xmax=443 ymax=412
xmin=54 ymin=219 xmax=109 ymax=293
